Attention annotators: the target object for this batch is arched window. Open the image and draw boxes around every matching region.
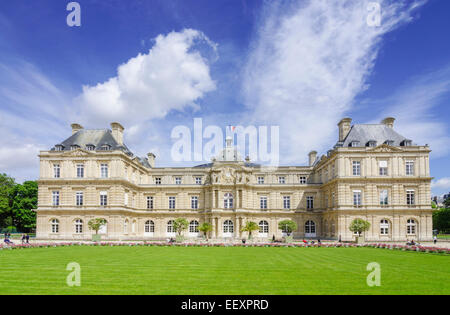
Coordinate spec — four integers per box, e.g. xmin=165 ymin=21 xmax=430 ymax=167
xmin=380 ymin=219 xmax=389 ymax=235
xmin=145 ymin=220 xmax=154 ymax=233
xmin=189 ymin=220 xmax=199 ymax=233
xmin=132 ymin=220 xmax=136 ymax=233
xmin=305 ymin=220 xmax=316 ymax=237
xmin=167 ymin=220 xmax=175 ymax=233
xmin=51 ymin=219 xmax=59 ymax=233
xmin=407 ymin=219 xmax=416 ymax=235
xmin=224 ymin=193 xmax=233 ymax=209
xmin=259 ymin=220 xmax=269 ymax=234
xmin=75 ymin=219 xmax=83 ymax=234
xmin=124 ymin=219 xmax=129 ymax=233
xmin=223 ymin=220 xmax=234 ymax=234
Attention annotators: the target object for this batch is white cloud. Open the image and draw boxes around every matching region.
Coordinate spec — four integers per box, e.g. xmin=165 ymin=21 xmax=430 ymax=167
xmin=242 ymin=0 xmax=426 ymax=164
xmin=77 ymin=29 xmax=217 ymax=127
xmin=372 ymin=65 xmax=450 ymax=158
xmin=432 ymin=178 xmax=450 ymax=191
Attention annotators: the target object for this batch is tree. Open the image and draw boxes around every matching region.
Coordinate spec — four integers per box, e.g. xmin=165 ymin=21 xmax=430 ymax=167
xmin=278 ymin=220 xmax=298 ymax=236
xmin=433 ymin=208 xmax=450 ymax=234
xmin=173 ymin=218 xmax=189 ymax=236
xmin=88 ymin=218 xmax=107 ymax=235
xmin=349 ymin=218 xmax=371 ymax=237
xmin=198 ymin=222 xmax=212 ymax=239
xmin=10 ymin=181 xmax=37 ymax=232
xmin=0 ymin=174 xmax=16 ymax=229
xmin=241 ymin=221 xmax=259 ymax=240
xmin=444 ymin=197 xmax=450 ymax=209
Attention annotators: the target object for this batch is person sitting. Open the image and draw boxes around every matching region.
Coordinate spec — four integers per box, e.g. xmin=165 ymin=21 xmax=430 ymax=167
xmin=4 ymin=237 xmax=13 ymax=245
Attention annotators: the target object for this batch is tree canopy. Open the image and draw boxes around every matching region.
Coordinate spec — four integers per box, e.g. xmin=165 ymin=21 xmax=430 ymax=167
xmin=173 ymin=218 xmax=189 ymax=236
xmin=241 ymin=221 xmax=259 ymax=239
xmin=278 ymin=220 xmax=297 ymax=235
xmin=349 ymin=218 xmax=371 ymax=236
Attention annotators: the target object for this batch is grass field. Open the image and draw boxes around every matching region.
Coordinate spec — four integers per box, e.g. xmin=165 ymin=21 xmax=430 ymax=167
xmin=0 ymin=246 xmax=448 ymax=295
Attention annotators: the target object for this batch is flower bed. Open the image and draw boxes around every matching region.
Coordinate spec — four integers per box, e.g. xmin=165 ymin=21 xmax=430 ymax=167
xmin=0 ymin=241 xmax=449 ymax=254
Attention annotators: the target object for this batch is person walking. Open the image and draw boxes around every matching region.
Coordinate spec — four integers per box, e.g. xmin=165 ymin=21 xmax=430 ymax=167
xmin=433 ymin=235 xmax=437 ymax=244
xmin=26 ymin=234 xmax=30 ymax=244
xmin=21 ymin=234 xmax=25 ymax=244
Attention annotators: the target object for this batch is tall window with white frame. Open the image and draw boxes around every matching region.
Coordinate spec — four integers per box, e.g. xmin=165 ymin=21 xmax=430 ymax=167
xmin=299 ymin=176 xmax=307 ymax=184
xmin=260 ymin=196 xmax=268 ymax=210
xmin=353 ymin=190 xmax=362 ymax=207
xmin=195 ymin=177 xmax=202 ymax=185
xmin=278 ymin=176 xmax=286 ymax=184
xmin=53 ymin=164 xmax=60 ymax=178
xmin=155 ymin=177 xmax=162 ymax=185
xmin=147 ymin=196 xmax=153 ymax=210
xmin=51 ymin=219 xmax=59 ymax=233
xmin=175 ymin=177 xmax=182 ymax=185
xmin=76 ymin=164 xmax=84 ymax=178
xmin=406 ymin=190 xmax=415 ymax=206
xmin=76 ymin=192 xmax=83 ymax=206
xmin=100 ymin=163 xmax=108 ymax=178
xmin=405 ymin=161 xmax=415 ymax=176
xmin=283 ymin=196 xmax=291 ymax=209
xmin=224 ymin=193 xmax=233 ymax=209
xmin=191 ymin=196 xmax=199 ymax=210
xmin=306 ymin=196 xmax=314 ymax=210
xmin=52 ymin=191 xmax=60 ymax=206
xmin=352 ymin=161 xmax=361 ymax=176
xmin=168 ymin=196 xmax=176 ymax=210
xmin=75 ymin=219 xmax=83 ymax=234
xmin=379 ymin=161 xmax=388 ymax=176
xmin=380 ymin=189 xmax=388 ymax=206
xmin=380 ymin=219 xmax=389 ymax=235
xmin=257 ymin=176 xmax=265 ymax=184
xmin=407 ymin=219 xmax=416 ymax=235
xmin=100 ymin=191 xmax=108 ymax=206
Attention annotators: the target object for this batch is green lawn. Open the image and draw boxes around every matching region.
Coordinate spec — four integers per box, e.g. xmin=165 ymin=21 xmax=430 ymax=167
xmin=0 ymin=246 xmax=448 ymax=295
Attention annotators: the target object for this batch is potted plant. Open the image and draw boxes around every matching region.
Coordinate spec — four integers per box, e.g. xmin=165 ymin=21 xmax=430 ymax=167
xmin=240 ymin=221 xmax=259 ymax=241
xmin=278 ymin=220 xmax=298 ymax=243
xmin=198 ymin=222 xmax=212 ymax=241
xmin=349 ymin=218 xmax=371 ymax=244
xmin=88 ymin=218 xmax=107 ymax=242
xmin=173 ymin=218 xmax=189 ymax=242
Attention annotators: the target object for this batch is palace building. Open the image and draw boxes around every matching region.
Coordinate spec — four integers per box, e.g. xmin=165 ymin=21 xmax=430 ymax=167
xmin=35 ymin=118 xmax=433 ymax=241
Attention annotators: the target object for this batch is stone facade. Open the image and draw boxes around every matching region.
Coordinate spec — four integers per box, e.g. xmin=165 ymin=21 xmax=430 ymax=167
xmin=35 ymin=118 xmax=433 ymax=241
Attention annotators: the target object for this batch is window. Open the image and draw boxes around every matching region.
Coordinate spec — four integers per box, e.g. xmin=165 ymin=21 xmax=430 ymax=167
xmin=306 ymin=196 xmax=314 ymax=210
xmin=223 ymin=220 xmax=234 ymax=234
xmin=100 ymin=164 xmax=108 ymax=178
xmin=124 ymin=220 xmax=129 ymax=233
xmin=76 ymin=164 xmax=84 ymax=178
xmin=76 ymin=192 xmax=83 ymax=206
xmin=385 ymin=140 xmax=394 ymax=146
xmin=100 ymin=191 xmax=108 ymax=206
xmin=305 ymin=220 xmax=316 ymax=234
xmin=380 ymin=219 xmax=389 ymax=235
xmin=406 ymin=190 xmax=415 ymax=205
xmin=379 ymin=161 xmax=388 ymax=176
xmin=259 ymin=221 xmax=269 ymax=235
xmin=155 ymin=177 xmax=162 ymax=185
xmin=191 ymin=196 xmax=199 ymax=209
xmin=260 ymin=196 xmax=268 ymax=210
xmin=54 ymin=164 xmax=60 ymax=178
xmin=86 ymin=145 xmax=95 ymax=151
xmin=299 ymin=176 xmax=307 ymax=184
xmin=367 ymin=140 xmax=377 ymax=147
xmin=70 ymin=145 xmax=79 ymax=151
xmin=52 ymin=191 xmax=60 ymax=206
xmin=350 ymin=141 xmax=360 ymax=147
xmin=352 ymin=161 xmax=361 ymax=176
xmin=353 ymin=190 xmax=362 ymax=207
xmin=175 ymin=177 xmax=182 ymax=185
xmin=168 ymin=196 xmax=176 ymax=210
xmin=147 ymin=196 xmax=153 ymax=209
xmin=75 ymin=219 xmax=83 ymax=234
xmin=167 ymin=220 xmax=175 ymax=233
xmin=407 ymin=219 xmax=416 ymax=235
xmin=145 ymin=220 xmax=155 ymax=233
xmin=195 ymin=177 xmax=202 ymax=185
xmin=283 ymin=196 xmax=291 ymax=209
xmin=224 ymin=193 xmax=233 ymax=209
xmin=55 ymin=145 xmax=64 ymax=151
xmin=406 ymin=161 xmax=414 ymax=176
xmin=257 ymin=176 xmax=265 ymax=184
xmin=189 ymin=220 xmax=199 ymax=233
xmin=380 ymin=189 xmax=388 ymax=206
xmin=51 ymin=219 xmax=59 ymax=233
xmin=278 ymin=176 xmax=286 ymax=184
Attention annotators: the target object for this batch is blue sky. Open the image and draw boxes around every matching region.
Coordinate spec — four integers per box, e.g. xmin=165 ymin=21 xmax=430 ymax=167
xmin=0 ymin=0 xmax=449 ymax=196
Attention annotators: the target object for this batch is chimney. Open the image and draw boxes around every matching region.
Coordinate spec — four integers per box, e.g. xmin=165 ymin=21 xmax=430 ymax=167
xmin=71 ymin=123 xmax=83 ymax=135
xmin=338 ymin=118 xmax=352 ymax=142
xmin=381 ymin=117 xmax=395 ymax=128
xmin=308 ymin=151 xmax=317 ymax=166
xmin=147 ymin=153 xmax=156 ymax=168
xmin=110 ymin=122 xmax=124 ymax=145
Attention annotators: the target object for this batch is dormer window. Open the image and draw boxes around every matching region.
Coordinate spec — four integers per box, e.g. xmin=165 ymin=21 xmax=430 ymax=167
xmin=100 ymin=144 xmax=111 ymax=151
xmin=400 ymin=139 xmax=412 ymax=147
xmin=86 ymin=144 xmax=95 ymax=151
xmin=70 ymin=145 xmax=79 ymax=151
xmin=367 ymin=140 xmax=377 ymax=147
xmin=384 ymin=140 xmax=394 ymax=146
xmin=349 ymin=141 xmax=360 ymax=147
xmin=54 ymin=145 xmax=64 ymax=151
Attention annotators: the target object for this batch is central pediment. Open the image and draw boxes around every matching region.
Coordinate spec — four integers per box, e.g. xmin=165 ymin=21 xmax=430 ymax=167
xmin=367 ymin=144 xmax=404 ymax=153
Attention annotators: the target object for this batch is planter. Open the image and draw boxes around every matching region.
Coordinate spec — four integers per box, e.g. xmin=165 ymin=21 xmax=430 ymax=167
xmin=355 ymin=236 xmax=365 ymax=244
xmin=92 ymin=234 xmax=102 ymax=242
xmin=176 ymin=235 xmax=185 ymax=243
xmin=284 ymin=235 xmax=293 ymax=243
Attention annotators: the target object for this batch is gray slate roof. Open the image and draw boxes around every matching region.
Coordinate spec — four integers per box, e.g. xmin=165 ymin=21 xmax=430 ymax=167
xmin=339 ymin=124 xmax=412 ymax=147
xmin=52 ymin=129 xmax=151 ymax=168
